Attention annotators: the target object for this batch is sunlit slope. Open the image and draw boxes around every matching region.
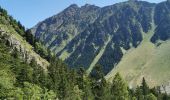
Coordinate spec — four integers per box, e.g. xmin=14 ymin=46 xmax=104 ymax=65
xmin=106 ymin=38 xmax=170 ymax=87
xmin=106 ymin=8 xmax=170 ymax=87
xmin=0 ymin=24 xmax=49 ymax=70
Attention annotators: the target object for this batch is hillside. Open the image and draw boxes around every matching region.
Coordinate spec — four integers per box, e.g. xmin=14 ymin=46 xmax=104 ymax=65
xmin=31 ymin=0 xmax=170 ymax=88
xmin=0 ymin=8 xmax=49 ymax=70
xmin=106 ymin=15 xmax=170 ymax=87
xmin=31 ymin=0 xmax=155 ymax=73
xmin=0 ymin=6 xmax=87 ymax=99
xmin=106 ymin=0 xmax=170 ymax=88
xmin=0 ymin=7 xmax=57 ymax=99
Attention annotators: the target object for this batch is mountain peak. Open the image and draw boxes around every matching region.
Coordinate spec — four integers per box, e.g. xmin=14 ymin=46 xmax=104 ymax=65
xmin=129 ymin=0 xmax=138 ymax=2
xmin=84 ymin=4 xmax=92 ymax=7
xmin=81 ymin=4 xmax=100 ymax=9
xmin=63 ymin=4 xmax=80 ymax=15
xmin=68 ymin=4 xmax=79 ymax=9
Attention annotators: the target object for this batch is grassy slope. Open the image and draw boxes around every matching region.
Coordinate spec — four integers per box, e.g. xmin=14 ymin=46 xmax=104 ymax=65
xmin=87 ymin=35 xmax=112 ymax=74
xmin=106 ymin=8 xmax=170 ymax=87
xmin=106 ymin=39 xmax=170 ymax=87
xmin=52 ymin=25 xmax=79 ymax=58
xmin=59 ymin=36 xmax=82 ymax=60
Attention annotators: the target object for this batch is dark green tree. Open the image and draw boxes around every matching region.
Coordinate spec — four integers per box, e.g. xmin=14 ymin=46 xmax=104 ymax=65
xmin=25 ymin=29 xmax=35 ymax=45
xmin=128 ymin=88 xmax=136 ymax=100
xmin=92 ymin=64 xmax=108 ymax=100
xmin=16 ymin=64 xmax=33 ymax=85
xmin=111 ymin=73 xmax=129 ymax=100
xmin=135 ymin=86 xmax=144 ymax=100
xmin=58 ymin=76 xmax=68 ymax=99
xmin=141 ymin=77 xmax=150 ymax=96
xmin=77 ymin=67 xmax=94 ymax=100
xmin=17 ymin=21 xmax=25 ymax=32
xmin=77 ymin=67 xmax=85 ymax=89
xmin=30 ymin=58 xmax=41 ymax=84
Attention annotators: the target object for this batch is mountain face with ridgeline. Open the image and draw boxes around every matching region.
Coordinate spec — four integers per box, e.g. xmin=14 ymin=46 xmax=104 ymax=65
xmin=31 ymin=0 xmax=170 ymax=87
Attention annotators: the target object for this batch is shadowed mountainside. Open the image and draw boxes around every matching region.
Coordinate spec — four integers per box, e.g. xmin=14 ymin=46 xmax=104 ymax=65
xmin=31 ymin=0 xmax=170 ymax=87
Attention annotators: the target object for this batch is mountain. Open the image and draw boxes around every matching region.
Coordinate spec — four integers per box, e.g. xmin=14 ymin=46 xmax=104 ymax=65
xmin=31 ymin=0 xmax=170 ymax=87
xmin=1 ymin=1 xmax=170 ymax=99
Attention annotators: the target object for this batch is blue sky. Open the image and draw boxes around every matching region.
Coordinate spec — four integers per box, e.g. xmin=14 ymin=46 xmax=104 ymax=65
xmin=0 ymin=0 xmax=164 ymax=28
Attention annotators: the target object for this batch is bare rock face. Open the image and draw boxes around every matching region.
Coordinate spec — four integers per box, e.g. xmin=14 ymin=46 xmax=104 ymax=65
xmin=0 ymin=27 xmax=49 ymax=71
xmin=160 ymin=81 xmax=170 ymax=95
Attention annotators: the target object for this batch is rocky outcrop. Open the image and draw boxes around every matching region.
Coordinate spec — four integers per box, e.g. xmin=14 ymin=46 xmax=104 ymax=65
xmin=160 ymin=81 xmax=170 ymax=95
xmin=0 ymin=26 xmax=49 ymax=70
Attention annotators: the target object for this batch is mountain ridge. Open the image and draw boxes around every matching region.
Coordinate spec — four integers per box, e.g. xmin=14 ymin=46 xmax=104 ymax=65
xmin=31 ymin=0 xmax=170 ymax=87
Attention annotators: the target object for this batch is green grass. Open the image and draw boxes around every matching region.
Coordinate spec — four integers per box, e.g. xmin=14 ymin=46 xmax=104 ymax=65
xmin=87 ymin=35 xmax=112 ymax=74
xmin=105 ymin=8 xmax=170 ymax=88
xmin=106 ymin=9 xmax=170 ymax=87
xmin=49 ymin=25 xmax=80 ymax=57
xmin=106 ymin=39 xmax=170 ymax=88
xmin=59 ymin=36 xmax=82 ymax=61
xmin=59 ymin=50 xmax=72 ymax=60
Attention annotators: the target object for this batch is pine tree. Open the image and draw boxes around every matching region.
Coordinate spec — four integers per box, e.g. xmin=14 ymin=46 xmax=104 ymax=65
xmin=77 ymin=67 xmax=85 ymax=90
xmin=17 ymin=21 xmax=25 ymax=32
xmin=16 ymin=64 xmax=33 ymax=85
xmin=83 ymin=76 xmax=94 ymax=100
xmin=48 ymin=57 xmax=74 ymax=99
xmin=92 ymin=64 xmax=108 ymax=100
xmin=100 ymin=76 xmax=107 ymax=99
xmin=0 ymin=7 xmax=7 ymax=18
xmin=58 ymin=76 xmax=68 ymax=99
xmin=141 ymin=77 xmax=149 ymax=96
xmin=128 ymin=88 xmax=136 ymax=100
xmin=77 ymin=67 xmax=94 ymax=100
xmin=47 ymin=57 xmax=59 ymax=92
xmin=135 ymin=86 xmax=144 ymax=100
xmin=93 ymin=64 xmax=104 ymax=80
xmin=111 ymin=73 xmax=129 ymax=100
xmin=38 ymin=68 xmax=47 ymax=87
xmin=25 ymin=29 xmax=35 ymax=45
xmin=30 ymin=58 xmax=41 ymax=84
